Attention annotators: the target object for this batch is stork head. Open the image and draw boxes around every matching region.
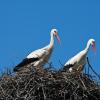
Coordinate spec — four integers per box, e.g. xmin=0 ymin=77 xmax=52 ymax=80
xmin=89 ymin=39 xmax=96 ymax=52
xmin=51 ymin=29 xmax=61 ymax=43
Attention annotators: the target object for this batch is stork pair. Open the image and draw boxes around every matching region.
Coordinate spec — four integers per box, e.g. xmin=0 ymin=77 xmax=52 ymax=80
xmin=13 ymin=29 xmax=96 ymax=73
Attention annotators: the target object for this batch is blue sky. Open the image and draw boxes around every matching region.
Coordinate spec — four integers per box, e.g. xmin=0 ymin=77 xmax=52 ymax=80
xmin=0 ymin=0 xmax=100 ymax=73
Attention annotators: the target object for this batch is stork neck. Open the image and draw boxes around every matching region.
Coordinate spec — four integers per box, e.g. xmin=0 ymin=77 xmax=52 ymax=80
xmin=84 ymin=41 xmax=91 ymax=53
xmin=49 ymin=32 xmax=54 ymax=49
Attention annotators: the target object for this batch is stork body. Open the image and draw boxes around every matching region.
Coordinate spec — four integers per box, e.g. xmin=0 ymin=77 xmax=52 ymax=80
xmin=14 ymin=29 xmax=60 ymax=72
xmin=64 ymin=39 xmax=96 ymax=72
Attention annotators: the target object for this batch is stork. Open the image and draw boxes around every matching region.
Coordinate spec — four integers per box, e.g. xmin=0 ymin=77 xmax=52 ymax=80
xmin=64 ymin=39 xmax=96 ymax=72
xmin=13 ymin=29 xmax=61 ymax=72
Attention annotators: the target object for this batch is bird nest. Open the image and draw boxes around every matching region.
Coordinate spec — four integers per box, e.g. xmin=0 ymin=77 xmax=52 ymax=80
xmin=0 ymin=58 xmax=100 ymax=100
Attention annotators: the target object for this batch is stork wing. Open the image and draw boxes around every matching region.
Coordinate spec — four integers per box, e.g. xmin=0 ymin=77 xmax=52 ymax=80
xmin=64 ymin=61 xmax=77 ymax=71
xmin=64 ymin=62 xmax=77 ymax=68
xmin=26 ymin=47 xmax=49 ymax=59
xmin=13 ymin=57 xmax=39 ymax=72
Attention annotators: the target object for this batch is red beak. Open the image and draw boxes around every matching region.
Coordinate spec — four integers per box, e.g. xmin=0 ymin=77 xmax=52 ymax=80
xmin=56 ymin=35 xmax=61 ymax=44
xmin=92 ymin=42 xmax=96 ymax=53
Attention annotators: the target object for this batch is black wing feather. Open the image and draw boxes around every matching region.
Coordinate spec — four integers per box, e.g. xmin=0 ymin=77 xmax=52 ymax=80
xmin=13 ymin=58 xmax=39 ymax=72
xmin=64 ymin=64 xmax=74 ymax=70
xmin=64 ymin=62 xmax=77 ymax=71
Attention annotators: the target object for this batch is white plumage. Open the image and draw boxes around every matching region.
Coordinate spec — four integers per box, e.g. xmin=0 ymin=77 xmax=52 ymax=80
xmin=64 ymin=39 xmax=96 ymax=72
xmin=14 ymin=29 xmax=60 ymax=72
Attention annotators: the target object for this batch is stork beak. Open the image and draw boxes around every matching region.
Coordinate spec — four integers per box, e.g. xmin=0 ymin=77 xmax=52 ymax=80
xmin=56 ymin=35 xmax=61 ymax=44
xmin=92 ymin=42 xmax=96 ymax=53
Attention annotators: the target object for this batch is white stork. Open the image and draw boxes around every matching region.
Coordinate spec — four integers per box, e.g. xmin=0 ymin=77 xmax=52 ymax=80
xmin=13 ymin=29 xmax=60 ymax=72
xmin=64 ymin=39 xmax=96 ymax=72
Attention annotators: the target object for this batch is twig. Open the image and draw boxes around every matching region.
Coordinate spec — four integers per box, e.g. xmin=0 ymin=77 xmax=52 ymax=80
xmin=87 ymin=57 xmax=100 ymax=80
xmin=79 ymin=75 xmax=87 ymax=90
xmin=59 ymin=60 xmax=64 ymax=68
xmin=41 ymin=85 xmax=46 ymax=100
